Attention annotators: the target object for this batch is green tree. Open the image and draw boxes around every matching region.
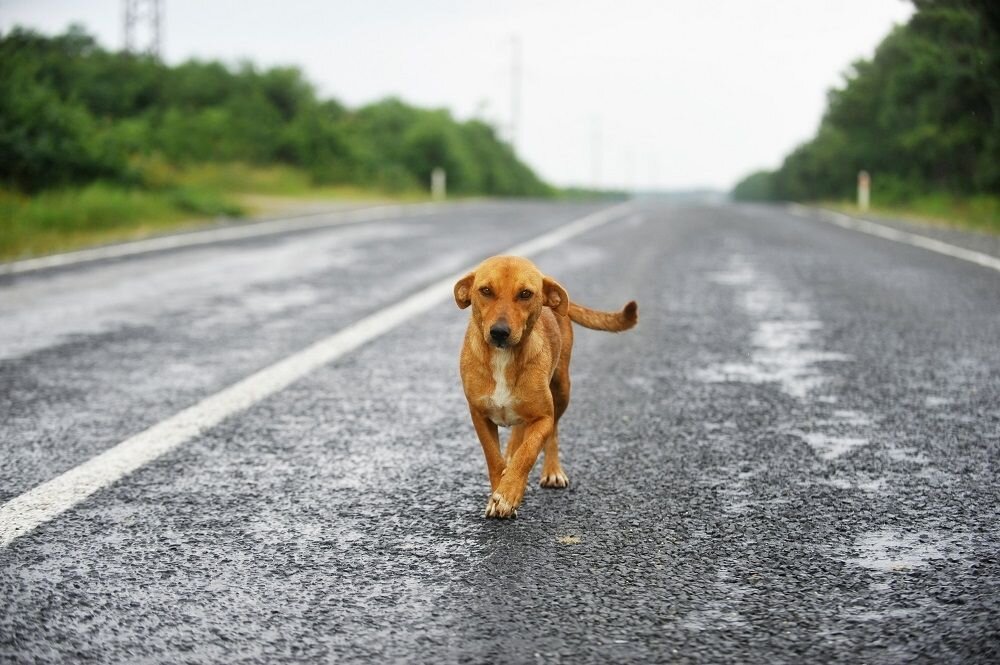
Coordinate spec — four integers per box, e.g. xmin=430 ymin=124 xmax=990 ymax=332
xmin=0 ymin=26 xmax=550 ymax=197
xmin=0 ymin=29 xmax=126 ymax=190
xmin=732 ymin=0 xmax=1000 ymax=202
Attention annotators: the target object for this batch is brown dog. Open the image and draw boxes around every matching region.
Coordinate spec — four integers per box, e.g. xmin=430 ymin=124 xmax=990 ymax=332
xmin=454 ymin=255 xmax=638 ymax=518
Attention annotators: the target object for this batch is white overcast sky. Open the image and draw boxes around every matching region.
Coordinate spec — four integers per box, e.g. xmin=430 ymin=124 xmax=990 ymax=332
xmin=2 ymin=0 xmax=913 ymax=191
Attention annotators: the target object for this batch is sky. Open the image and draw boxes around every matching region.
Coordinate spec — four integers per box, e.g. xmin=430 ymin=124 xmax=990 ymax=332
xmin=1 ymin=0 xmax=914 ymax=191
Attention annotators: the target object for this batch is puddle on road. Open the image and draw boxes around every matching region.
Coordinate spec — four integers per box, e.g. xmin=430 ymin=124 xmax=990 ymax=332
xmin=794 ymin=410 xmax=874 ymax=460
xmin=680 ymin=606 xmax=747 ymax=631
xmin=886 ymin=445 xmax=930 ymax=465
xmin=697 ymin=259 xmax=852 ymax=400
xmin=698 ymin=257 xmax=873 ymax=464
xmin=828 ymin=410 xmax=871 ymax=426
xmin=844 ymin=529 xmax=959 ymax=572
xmin=623 ymin=375 xmax=656 ymax=394
xmin=924 ymin=396 xmax=953 ymax=408
xmin=679 ymin=565 xmax=750 ymax=631
xmin=850 ymin=607 xmax=921 ymax=621
xmin=800 ymin=433 xmax=869 ymax=460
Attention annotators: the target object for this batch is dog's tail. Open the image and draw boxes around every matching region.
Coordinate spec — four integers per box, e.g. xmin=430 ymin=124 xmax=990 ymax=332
xmin=568 ymin=300 xmax=638 ymax=332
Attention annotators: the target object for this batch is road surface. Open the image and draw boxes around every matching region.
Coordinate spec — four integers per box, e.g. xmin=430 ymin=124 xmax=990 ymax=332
xmin=1 ymin=201 xmax=998 ymax=663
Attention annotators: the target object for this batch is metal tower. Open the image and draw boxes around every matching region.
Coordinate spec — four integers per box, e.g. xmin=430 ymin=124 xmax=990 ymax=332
xmin=124 ymin=0 xmax=162 ymax=57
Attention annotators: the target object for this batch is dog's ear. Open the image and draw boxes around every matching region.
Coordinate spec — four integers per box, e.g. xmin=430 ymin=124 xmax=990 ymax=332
xmin=542 ymin=277 xmax=569 ymax=316
xmin=453 ymin=272 xmax=475 ymax=309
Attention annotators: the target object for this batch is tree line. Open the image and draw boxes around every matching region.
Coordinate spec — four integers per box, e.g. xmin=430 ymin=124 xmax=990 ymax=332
xmin=0 ymin=26 xmax=551 ymax=197
xmin=733 ymin=0 xmax=1000 ymax=204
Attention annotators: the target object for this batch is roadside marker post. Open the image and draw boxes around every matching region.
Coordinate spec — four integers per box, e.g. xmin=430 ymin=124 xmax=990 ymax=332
xmin=432 ymin=168 xmax=447 ymax=200
xmin=858 ymin=170 xmax=870 ymax=212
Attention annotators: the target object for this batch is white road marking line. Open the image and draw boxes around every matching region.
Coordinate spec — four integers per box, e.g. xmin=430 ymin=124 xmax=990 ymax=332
xmin=0 ymin=202 xmax=633 ymax=548
xmin=788 ymin=204 xmax=1000 ymax=273
xmin=0 ymin=202 xmax=449 ymax=276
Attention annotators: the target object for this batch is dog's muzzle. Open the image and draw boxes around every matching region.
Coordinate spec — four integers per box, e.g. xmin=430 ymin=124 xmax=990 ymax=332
xmin=489 ymin=322 xmax=511 ymax=347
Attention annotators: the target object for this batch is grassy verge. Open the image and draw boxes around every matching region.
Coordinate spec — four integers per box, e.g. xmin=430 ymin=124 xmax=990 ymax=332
xmin=0 ymin=163 xmax=429 ymax=261
xmin=824 ymin=194 xmax=1000 ymax=236
xmin=0 ymin=182 xmax=243 ymax=260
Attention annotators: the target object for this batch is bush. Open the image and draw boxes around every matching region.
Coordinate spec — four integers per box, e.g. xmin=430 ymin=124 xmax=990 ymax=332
xmin=0 ymin=50 xmax=126 ymax=190
xmin=731 ymin=170 xmax=775 ymax=201
xmin=0 ymin=27 xmax=550 ymax=198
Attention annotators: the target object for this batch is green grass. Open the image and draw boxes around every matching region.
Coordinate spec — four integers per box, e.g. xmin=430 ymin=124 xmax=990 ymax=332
xmin=154 ymin=162 xmax=430 ymax=202
xmin=826 ymin=193 xmax=1000 ymax=235
xmin=0 ymin=182 xmax=241 ymax=260
xmin=0 ymin=162 xmax=429 ymax=261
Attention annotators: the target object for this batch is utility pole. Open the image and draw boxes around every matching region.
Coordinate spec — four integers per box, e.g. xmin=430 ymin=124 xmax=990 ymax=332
xmin=591 ymin=117 xmax=602 ymax=191
xmin=509 ymin=34 xmax=521 ymax=151
xmin=624 ymin=148 xmax=636 ymax=195
xmin=124 ymin=0 xmax=162 ymax=58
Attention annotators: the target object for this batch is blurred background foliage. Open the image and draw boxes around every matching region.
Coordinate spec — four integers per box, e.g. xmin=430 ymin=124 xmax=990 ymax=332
xmin=0 ymin=25 xmax=551 ymax=197
xmin=0 ymin=25 xmax=555 ymax=257
xmin=732 ymin=0 xmax=1000 ymax=231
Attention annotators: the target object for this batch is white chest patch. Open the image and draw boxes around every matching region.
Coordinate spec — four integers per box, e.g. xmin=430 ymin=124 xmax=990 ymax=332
xmin=484 ymin=349 xmax=522 ymax=427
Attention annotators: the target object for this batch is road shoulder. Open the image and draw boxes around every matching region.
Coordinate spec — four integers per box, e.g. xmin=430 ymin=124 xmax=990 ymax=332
xmin=799 ymin=204 xmax=1000 ymax=260
xmin=0 ymin=201 xmax=448 ymax=276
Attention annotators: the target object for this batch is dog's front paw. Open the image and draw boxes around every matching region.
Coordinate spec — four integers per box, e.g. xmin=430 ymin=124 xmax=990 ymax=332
xmin=484 ymin=491 xmax=518 ymax=519
xmin=540 ymin=469 xmax=569 ymax=488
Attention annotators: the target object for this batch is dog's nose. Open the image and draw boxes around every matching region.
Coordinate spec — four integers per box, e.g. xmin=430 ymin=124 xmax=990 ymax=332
xmin=489 ymin=323 xmax=511 ymax=344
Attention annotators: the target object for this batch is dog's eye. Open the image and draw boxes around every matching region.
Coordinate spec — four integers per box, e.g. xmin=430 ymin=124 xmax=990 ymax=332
xmin=518 ymin=290 xmax=533 ymax=300
xmin=479 ymin=287 xmax=492 ymax=297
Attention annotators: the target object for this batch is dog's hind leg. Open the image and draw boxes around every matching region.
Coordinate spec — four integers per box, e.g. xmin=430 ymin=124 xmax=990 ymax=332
xmin=540 ymin=374 xmax=570 ymax=488
xmin=540 ymin=425 xmax=569 ymax=488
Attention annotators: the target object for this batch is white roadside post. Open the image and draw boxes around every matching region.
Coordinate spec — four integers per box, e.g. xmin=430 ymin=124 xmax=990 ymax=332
xmin=431 ymin=167 xmax=447 ymax=201
xmin=858 ymin=170 xmax=870 ymax=212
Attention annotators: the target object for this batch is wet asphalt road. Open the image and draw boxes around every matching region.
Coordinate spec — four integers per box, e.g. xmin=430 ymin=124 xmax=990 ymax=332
xmin=1 ymin=201 xmax=999 ymax=663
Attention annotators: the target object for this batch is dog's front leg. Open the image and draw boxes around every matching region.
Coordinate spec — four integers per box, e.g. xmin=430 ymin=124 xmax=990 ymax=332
xmin=485 ymin=416 xmax=553 ymax=518
xmin=470 ymin=408 xmax=505 ymax=492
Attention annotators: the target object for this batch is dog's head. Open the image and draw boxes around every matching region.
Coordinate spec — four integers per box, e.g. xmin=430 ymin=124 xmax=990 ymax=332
xmin=454 ymin=256 xmax=568 ymax=349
